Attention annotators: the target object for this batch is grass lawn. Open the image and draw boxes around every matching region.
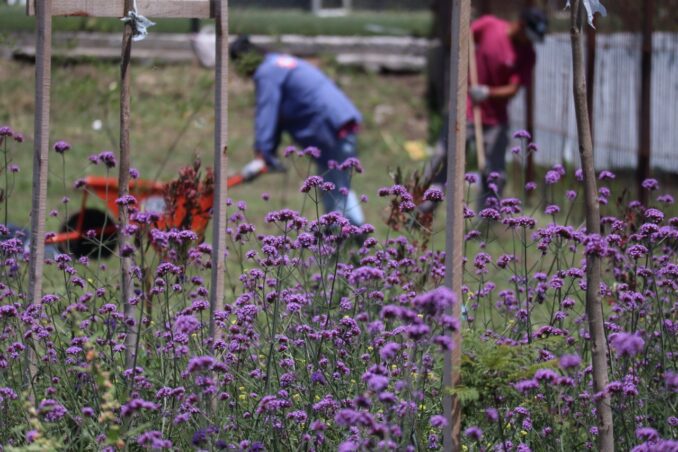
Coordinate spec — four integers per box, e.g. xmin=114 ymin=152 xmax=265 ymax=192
xmin=0 ymin=5 xmax=431 ymax=36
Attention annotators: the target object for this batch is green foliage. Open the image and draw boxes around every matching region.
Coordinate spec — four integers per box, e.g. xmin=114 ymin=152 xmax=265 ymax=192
xmin=459 ymin=331 xmax=563 ymax=413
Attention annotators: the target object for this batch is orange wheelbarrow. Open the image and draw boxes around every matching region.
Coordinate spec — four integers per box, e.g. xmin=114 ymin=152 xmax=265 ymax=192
xmin=46 ymin=160 xmax=268 ymax=258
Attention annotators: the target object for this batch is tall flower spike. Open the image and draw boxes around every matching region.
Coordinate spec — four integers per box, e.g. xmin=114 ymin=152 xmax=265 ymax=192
xmin=565 ymin=0 xmax=607 ymax=28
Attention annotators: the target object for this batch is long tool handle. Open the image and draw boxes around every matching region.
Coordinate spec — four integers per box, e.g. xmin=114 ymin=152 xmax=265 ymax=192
xmin=468 ymin=35 xmax=486 ymax=172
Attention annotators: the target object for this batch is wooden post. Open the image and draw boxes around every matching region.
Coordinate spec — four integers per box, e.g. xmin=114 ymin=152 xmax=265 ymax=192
xmin=569 ymin=1 xmax=614 ymax=449
xmin=443 ymin=1 xmax=470 ymax=450
xmin=525 ymin=74 xmax=535 ymax=185
xmin=585 ymin=17 xmax=596 ymax=130
xmin=209 ymin=0 xmax=228 ymax=341
xmin=638 ymin=0 xmax=653 ymax=205
xmin=524 ymin=0 xmax=536 ymax=191
xmin=469 ymin=36 xmax=486 ymax=172
xmin=120 ymin=0 xmax=136 ymax=369
xmin=27 ymin=0 xmax=53 ymax=399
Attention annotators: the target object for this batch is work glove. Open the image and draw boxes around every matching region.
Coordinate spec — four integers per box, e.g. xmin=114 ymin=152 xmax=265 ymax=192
xmin=469 ymin=84 xmax=490 ymax=104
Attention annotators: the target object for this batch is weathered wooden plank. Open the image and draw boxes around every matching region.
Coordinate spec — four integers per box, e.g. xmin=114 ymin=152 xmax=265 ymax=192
xmin=27 ymin=0 xmax=214 ymax=18
xmin=209 ymin=0 xmax=228 ymax=339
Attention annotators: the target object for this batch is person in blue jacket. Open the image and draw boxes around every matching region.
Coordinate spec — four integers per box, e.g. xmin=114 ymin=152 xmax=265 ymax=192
xmin=231 ymin=36 xmax=365 ymax=226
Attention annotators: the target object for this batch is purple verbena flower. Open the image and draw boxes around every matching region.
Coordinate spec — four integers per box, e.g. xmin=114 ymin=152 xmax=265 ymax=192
xmin=559 ymin=354 xmax=581 ymax=369
xmin=53 ymin=140 xmax=71 ymax=154
xmin=300 ymin=176 xmax=324 ymax=193
xmin=98 ymin=151 xmax=116 ymax=168
xmin=513 ymin=130 xmax=531 ymax=140
xmin=545 ymin=170 xmax=561 ymax=185
xmin=465 ymin=426 xmax=484 ymax=441
xmin=641 ymin=178 xmax=659 ymax=191
xmin=303 ymin=146 xmax=321 ymax=158
xmin=430 ymin=415 xmax=448 ymax=428
xmin=635 ymin=427 xmax=659 ymax=442
xmin=598 ymin=170 xmax=616 ymax=180
xmin=465 ymin=173 xmax=478 ymax=184
xmin=657 ymin=194 xmax=674 ymax=204
xmin=339 ymin=157 xmax=363 ymax=173
xmin=610 ymin=332 xmax=644 ymax=357
xmin=423 ymin=188 xmax=444 ymax=202
xmin=115 ymin=194 xmax=137 ymax=206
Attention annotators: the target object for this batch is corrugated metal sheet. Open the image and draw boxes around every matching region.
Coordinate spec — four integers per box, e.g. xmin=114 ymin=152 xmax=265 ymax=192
xmin=508 ymin=32 xmax=678 ymax=172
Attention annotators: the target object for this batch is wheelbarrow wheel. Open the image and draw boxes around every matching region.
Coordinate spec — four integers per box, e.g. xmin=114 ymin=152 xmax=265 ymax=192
xmin=58 ymin=208 xmax=118 ymax=259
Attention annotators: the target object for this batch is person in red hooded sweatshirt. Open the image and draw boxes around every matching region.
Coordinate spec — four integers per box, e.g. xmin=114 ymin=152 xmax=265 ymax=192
xmin=420 ymin=8 xmax=548 ymax=213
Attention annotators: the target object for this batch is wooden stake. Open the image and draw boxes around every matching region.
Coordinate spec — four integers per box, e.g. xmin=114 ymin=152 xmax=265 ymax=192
xmin=524 ymin=0 xmax=536 ymax=193
xmin=27 ymin=0 xmax=53 ymax=400
xmin=443 ymin=1 xmax=470 ymax=450
xmin=525 ymin=71 xmax=535 ymax=188
xmin=120 ymin=0 xmax=135 ymax=369
xmin=209 ymin=0 xmax=228 ymax=341
xmin=468 ymin=35 xmax=486 ymax=172
xmin=585 ymin=17 xmax=597 ymax=130
xmin=569 ymin=2 xmax=614 ymax=450
xmin=638 ymin=0 xmax=654 ymax=206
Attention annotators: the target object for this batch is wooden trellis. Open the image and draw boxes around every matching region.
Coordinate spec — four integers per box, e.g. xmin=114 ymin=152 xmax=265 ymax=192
xmin=26 ymin=0 xmax=230 ymax=362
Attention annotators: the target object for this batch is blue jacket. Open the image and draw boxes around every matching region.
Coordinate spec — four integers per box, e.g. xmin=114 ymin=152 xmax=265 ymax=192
xmin=253 ymin=53 xmax=362 ymax=161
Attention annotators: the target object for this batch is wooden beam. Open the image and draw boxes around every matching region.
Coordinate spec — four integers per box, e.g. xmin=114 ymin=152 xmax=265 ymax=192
xmin=443 ymin=0 xmax=470 ymax=450
xmin=27 ymin=0 xmax=214 ymax=18
xmin=209 ymin=0 xmax=228 ymax=340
